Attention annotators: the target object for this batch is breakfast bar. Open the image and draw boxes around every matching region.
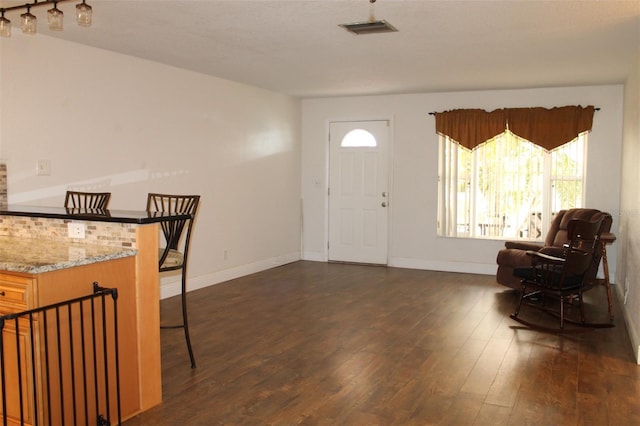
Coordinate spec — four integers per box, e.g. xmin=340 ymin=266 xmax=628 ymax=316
xmin=0 ymin=205 xmax=186 ymax=425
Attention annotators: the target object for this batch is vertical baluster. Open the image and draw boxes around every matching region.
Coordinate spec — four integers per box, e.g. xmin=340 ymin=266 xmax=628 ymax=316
xmin=55 ymin=306 xmax=66 ymax=423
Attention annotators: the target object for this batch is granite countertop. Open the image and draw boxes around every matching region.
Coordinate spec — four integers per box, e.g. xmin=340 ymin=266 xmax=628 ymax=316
xmin=0 ymin=236 xmax=137 ymax=274
xmin=0 ymin=205 xmax=191 ymax=224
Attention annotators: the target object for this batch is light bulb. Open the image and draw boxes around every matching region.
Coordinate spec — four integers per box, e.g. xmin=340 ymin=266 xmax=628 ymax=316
xmin=0 ymin=15 xmax=11 ymax=38
xmin=76 ymin=1 xmax=92 ymax=27
xmin=20 ymin=10 xmax=37 ymax=35
xmin=48 ymin=5 xmax=64 ymax=31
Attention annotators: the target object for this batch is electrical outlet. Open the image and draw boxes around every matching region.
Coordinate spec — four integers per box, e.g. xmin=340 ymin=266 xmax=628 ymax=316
xmin=67 ymin=222 xmax=86 ymax=239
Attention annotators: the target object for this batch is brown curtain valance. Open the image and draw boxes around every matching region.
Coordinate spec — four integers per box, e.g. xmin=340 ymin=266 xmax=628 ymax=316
xmin=434 ymin=105 xmax=595 ymax=151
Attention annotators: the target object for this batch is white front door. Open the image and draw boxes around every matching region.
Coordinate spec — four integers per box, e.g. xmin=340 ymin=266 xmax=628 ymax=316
xmin=328 ymin=120 xmax=390 ymax=264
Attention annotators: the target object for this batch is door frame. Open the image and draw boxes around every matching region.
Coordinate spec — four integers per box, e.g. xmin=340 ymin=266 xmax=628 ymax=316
xmin=325 ymin=117 xmax=394 ymax=264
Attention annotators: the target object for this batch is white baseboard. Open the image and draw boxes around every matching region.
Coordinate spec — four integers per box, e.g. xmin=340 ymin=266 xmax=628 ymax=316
xmin=302 ymin=253 xmax=498 ymax=276
xmin=160 ymin=252 xmax=301 ymax=299
xmin=629 ymin=319 xmax=640 ymax=364
xmin=302 ymin=251 xmax=327 ymax=262
xmin=615 ymin=285 xmax=640 ymax=364
xmin=389 ymin=257 xmax=497 ymax=276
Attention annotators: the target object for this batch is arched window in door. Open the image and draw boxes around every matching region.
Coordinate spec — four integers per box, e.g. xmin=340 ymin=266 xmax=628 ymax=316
xmin=341 ymin=129 xmax=377 ymax=147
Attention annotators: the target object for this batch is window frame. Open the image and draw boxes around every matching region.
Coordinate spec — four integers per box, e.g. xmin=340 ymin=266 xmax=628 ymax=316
xmin=437 ymin=131 xmax=587 ymax=241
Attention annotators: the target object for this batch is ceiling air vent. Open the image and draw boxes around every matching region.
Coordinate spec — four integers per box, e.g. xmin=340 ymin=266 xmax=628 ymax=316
xmin=339 ymin=20 xmax=397 ymax=35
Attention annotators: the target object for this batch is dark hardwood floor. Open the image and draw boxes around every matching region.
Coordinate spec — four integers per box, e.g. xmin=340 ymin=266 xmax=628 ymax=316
xmin=124 ymin=261 xmax=640 ymax=425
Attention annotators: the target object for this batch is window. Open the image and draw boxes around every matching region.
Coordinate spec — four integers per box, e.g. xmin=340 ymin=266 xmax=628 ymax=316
xmin=341 ymin=129 xmax=377 ymax=147
xmin=437 ymin=130 xmax=587 ymax=240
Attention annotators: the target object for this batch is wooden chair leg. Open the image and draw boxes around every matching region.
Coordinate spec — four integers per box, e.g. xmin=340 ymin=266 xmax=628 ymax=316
xmin=601 ymin=245 xmax=614 ymax=320
xmin=578 ymin=292 xmax=586 ymax=324
xmin=512 ymin=284 xmax=527 ymax=319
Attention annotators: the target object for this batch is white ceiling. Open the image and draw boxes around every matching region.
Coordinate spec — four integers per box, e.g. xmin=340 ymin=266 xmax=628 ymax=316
xmin=2 ymin=0 xmax=639 ymax=98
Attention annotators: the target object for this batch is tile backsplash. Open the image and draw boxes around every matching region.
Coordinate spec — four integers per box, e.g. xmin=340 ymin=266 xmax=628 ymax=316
xmin=0 ymin=163 xmax=6 ymax=208
xmin=0 ymin=216 xmax=138 ymax=249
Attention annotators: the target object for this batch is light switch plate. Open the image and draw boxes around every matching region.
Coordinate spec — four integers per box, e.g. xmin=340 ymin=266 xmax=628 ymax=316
xmin=36 ymin=160 xmax=51 ymax=176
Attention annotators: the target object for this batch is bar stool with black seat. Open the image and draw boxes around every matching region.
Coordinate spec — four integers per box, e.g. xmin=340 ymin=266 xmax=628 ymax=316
xmin=65 ymin=190 xmax=111 ymax=209
xmin=146 ymin=193 xmax=200 ymax=368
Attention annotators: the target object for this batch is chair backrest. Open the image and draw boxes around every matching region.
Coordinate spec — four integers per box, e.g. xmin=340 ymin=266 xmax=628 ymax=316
xmin=559 ymin=217 xmax=604 ymax=285
xmin=146 ymin=193 xmax=200 ymax=269
xmin=65 ymin=191 xmax=111 ymax=210
xmin=545 ymin=208 xmax=611 ymax=248
xmin=544 ymin=208 xmax=612 ymax=282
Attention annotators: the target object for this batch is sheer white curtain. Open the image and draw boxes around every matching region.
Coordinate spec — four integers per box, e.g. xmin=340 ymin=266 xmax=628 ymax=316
xmin=437 ymin=131 xmax=586 ymax=240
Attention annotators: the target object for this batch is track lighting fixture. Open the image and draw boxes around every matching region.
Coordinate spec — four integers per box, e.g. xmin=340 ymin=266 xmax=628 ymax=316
xmin=0 ymin=0 xmax=92 ymax=38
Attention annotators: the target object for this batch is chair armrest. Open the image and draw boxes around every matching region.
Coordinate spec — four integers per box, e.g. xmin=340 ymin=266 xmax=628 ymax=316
xmin=504 ymin=241 xmax=544 ymax=251
xmin=525 ymin=250 xmax=565 ymax=265
xmin=539 ymin=246 xmax=565 ymax=258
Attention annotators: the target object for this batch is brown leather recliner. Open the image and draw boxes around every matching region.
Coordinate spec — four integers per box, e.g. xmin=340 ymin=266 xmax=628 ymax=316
xmin=496 ymin=208 xmax=612 ymax=290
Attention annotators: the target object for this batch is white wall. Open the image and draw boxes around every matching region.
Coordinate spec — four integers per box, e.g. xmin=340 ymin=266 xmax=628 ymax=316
xmin=0 ymin=34 xmax=629 ymax=318
xmin=302 ymin=86 xmax=623 ymax=278
xmin=0 ymin=36 xmax=302 ymax=298
xmin=617 ymin=49 xmax=640 ymax=362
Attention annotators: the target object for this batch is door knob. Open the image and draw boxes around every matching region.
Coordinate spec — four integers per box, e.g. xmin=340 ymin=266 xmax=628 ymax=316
xmin=381 ymin=202 xmax=387 ymax=207
xmin=382 ymin=192 xmax=387 ymax=197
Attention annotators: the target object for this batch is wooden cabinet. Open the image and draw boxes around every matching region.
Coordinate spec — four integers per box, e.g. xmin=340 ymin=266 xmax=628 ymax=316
xmin=0 ymin=257 xmax=141 ymax=426
xmin=0 ymin=218 xmax=163 ymax=425
xmin=0 ymin=274 xmax=36 ymax=426
xmin=0 ymin=274 xmax=33 ymax=312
